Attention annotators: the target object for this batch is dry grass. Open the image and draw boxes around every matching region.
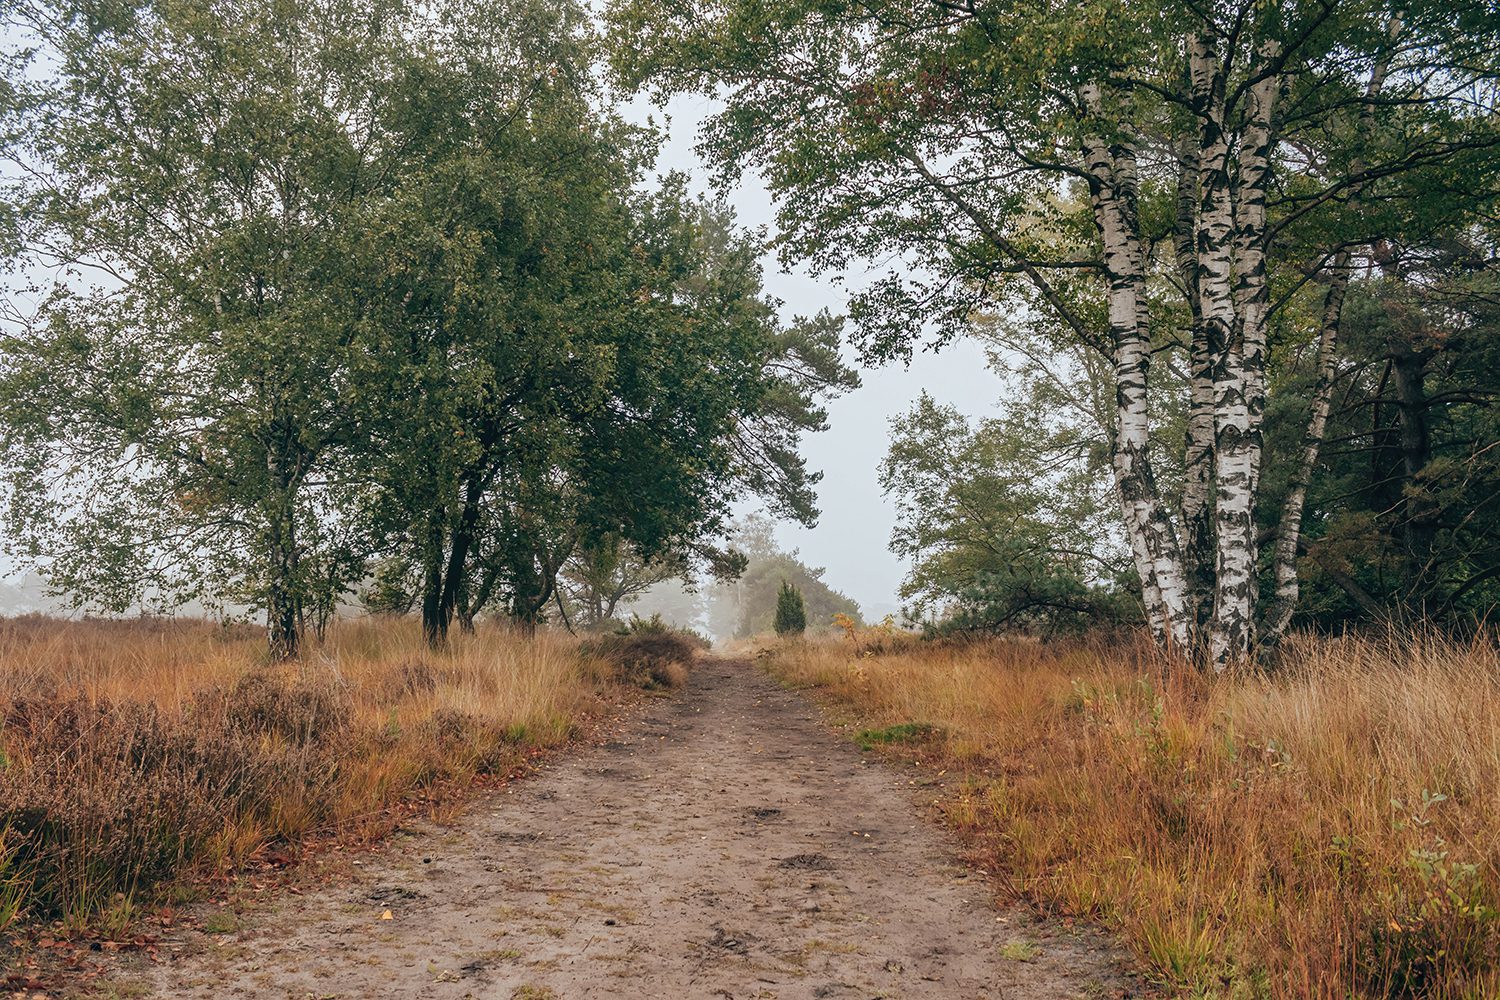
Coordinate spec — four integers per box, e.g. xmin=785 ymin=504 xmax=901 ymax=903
xmin=765 ymin=629 xmax=1500 ymax=999
xmin=0 ymin=614 xmax=681 ymax=934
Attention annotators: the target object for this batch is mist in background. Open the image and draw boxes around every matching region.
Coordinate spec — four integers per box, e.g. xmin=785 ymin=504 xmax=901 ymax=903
xmin=638 ymin=94 xmax=1000 ymax=621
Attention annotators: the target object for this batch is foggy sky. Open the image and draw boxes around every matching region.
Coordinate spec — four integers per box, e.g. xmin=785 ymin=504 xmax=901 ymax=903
xmin=639 ymin=93 xmax=1001 ymax=616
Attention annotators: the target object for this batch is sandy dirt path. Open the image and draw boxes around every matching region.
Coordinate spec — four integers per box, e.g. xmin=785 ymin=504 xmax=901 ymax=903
xmin=135 ymin=658 xmax=1135 ymax=999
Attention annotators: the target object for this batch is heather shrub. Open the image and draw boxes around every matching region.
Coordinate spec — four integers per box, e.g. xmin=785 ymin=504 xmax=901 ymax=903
xmin=0 ymin=694 xmax=304 ymax=924
xmin=220 ymin=669 xmax=353 ymax=741
xmin=583 ymin=629 xmax=698 ymax=689
xmin=389 ymin=659 xmax=440 ymax=698
xmin=623 ymin=613 xmax=712 ymax=650
xmin=0 ymin=617 xmax=613 ymax=932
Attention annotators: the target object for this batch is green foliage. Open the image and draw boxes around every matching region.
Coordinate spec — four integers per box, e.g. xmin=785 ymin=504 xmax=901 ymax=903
xmin=0 ymin=0 xmax=414 ymax=653
xmin=856 ymin=721 xmax=938 ymax=750
xmin=1261 ymin=257 xmax=1500 ymax=628
xmin=363 ymin=168 xmax=854 ymax=642
xmin=882 ymin=384 xmax=1137 ymax=636
xmin=698 ymin=515 xmax=860 ymax=639
xmin=608 ymin=0 xmax=1500 ymax=644
xmin=0 ymin=0 xmax=855 ymax=654
xmin=732 ymin=552 xmax=857 ymax=638
xmin=609 ymin=0 xmax=1500 ymax=364
xmin=773 ymin=579 xmax=806 ymax=636
xmin=558 ymin=536 xmax=687 ymax=631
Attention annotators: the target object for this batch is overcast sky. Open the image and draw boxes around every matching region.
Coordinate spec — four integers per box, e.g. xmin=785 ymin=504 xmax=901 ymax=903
xmin=638 ymin=93 xmax=1002 ymax=615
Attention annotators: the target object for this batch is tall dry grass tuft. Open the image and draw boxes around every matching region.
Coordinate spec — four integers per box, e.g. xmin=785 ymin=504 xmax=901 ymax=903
xmin=767 ymin=628 xmax=1500 ymax=999
xmin=0 ymin=615 xmax=660 ymax=933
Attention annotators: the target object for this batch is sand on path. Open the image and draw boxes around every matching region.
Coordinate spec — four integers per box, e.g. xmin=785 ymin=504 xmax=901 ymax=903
xmin=137 ymin=657 xmax=1135 ymax=999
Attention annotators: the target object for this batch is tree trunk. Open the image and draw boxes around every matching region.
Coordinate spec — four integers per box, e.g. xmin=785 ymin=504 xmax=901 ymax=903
xmin=1262 ymin=256 xmax=1351 ymax=646
xmin=464 ymin=563 xmax=501 ymax=631
xmin=423 ymin=471 xmax=494 ymax=647
xmin=1191 ymin=35 xmax=1280 ymax=671
xmin=1174 ymin=135 xmax=1216 ymax=658
xmin=510 ymin=571 xmax=554 ymax=636
xmin=421 ymin=508 xmax=448 ymax=647
xmin=264 ymin=444 xmax=304 ymax=661
xmin=266 ymin=510 xmax=301 ymax=661
xmin=1392 ymin=348 xmax=1437 ymax=603
xmin=434 ymin=486 xmax=481 ymax=641
xmin=1080 ymin=82 xmax=1190 ymax=652
xmin=1188 ymin=34 xmax=1258 ymax=671
xmin=1260 ymin=16 xmax=1399 ymax=649
xmin=456 ymin=575 xmax=476 ymax=634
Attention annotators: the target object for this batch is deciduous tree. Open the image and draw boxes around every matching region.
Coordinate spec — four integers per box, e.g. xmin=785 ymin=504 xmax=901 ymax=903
xmin=610 ymin=0 xmax=1500 ymax=667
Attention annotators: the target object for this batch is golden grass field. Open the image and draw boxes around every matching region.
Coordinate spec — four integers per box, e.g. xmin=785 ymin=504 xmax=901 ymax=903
xmin=0 ymin=615 xmax=690 ymax=936
xmin=6 ymin=612 xmax=1498 ymax=999
xmin=765 ymin=629 xmax=1500 ymax=1000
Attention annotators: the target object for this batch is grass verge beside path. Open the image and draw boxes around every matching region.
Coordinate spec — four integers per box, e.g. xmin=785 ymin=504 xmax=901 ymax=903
xmin=0 ymin=616 xmax=694 ymax=939
xmin=763 ymin=630 xmax=1500 ymax=1000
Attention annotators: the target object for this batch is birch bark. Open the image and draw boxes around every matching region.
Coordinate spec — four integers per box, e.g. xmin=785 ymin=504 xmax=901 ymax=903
xmin=1081 ymin=83 xmax=1191 ymax=650
xmin=1174 ymin=136 xmax=1216 ymax=657
xmin=1261 ymin=15 xmax=1402 ymax=649
xmin=1206 ymin=41 xmax=1281 ymax=669
xmin=1187 ymin=35 xmax=1256 ymax=669
xmin=1262 ymin=255 xmax=1351 ymax=642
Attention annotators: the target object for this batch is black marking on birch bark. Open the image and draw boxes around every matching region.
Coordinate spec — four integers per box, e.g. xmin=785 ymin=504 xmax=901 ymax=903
xmin=1081 ymin=81 xmax=1189 ymax=651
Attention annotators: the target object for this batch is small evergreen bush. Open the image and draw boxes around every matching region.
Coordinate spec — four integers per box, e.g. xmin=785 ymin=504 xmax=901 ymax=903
xmin=774 ymin=580 xmax=806 ymax=636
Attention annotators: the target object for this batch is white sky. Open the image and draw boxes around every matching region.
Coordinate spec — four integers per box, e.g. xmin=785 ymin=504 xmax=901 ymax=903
xmin=636 ymin=93 xmax=1001 ymax=615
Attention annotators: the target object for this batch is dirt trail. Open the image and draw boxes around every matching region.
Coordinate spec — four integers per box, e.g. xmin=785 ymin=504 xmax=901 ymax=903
xmin=136 ymin=658 xmax=1134 ymax=999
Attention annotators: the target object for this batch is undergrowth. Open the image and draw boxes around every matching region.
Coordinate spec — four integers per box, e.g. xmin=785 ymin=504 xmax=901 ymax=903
xmin=0 ymin=615 xmax=687 ymax=934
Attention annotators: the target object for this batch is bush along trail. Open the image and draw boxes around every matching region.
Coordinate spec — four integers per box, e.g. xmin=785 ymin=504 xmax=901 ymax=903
xmin=97 ymin=657 xmax=1135 ymax=999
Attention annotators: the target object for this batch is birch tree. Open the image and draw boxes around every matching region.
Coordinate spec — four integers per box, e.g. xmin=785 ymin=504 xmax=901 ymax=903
xmin=0 ymin=0 xmax=417 ymax=657
xmin=610 ymin=0 xmax=1500 ymax=668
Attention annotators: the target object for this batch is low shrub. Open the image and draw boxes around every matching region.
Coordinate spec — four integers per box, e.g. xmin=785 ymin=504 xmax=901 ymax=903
xmin=624 ymin=613 xmax=712 ymax=650
xmin=0 ymin=617 xmax=614 ymax=932
xmin=0 ymin=693 xmax=307 ymax=925
xmin=583 ymin=628 xmax=699 ymax=689
xmin=218 ymin=669 xmax=354 ymax=741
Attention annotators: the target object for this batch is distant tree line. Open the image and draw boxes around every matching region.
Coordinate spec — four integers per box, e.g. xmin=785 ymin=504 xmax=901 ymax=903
xmin=549 ymin=514 xmax=861 ymax=640
xmin=706 ymin=515 xmax=861 ymax=639
xmin=0 ymin=0 xmax=856 ymax=657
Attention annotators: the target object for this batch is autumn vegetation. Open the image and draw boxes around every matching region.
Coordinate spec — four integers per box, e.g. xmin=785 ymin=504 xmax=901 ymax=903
xmin=768 ymin=627 xmax=1500 ymax=999
xmin=0 ymin=615 xmax=694 ymax=935
xmin=1 ymin=0 xmax=1499 ymax=995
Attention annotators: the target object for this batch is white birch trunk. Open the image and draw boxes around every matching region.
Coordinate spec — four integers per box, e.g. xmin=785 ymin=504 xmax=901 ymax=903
xmin=1188 ymin=36 xmax=1254 ymax=670
xmin=1210 ymin=43 xmax=1280 ymax=670
xmin=1173 ymin=136 xmax=1216 ymax=657
xmin=1261 ymin=17 xmax=1401 ymax=648
xmin=1262 ymin=256 xmax=1350 ymax=642
xmin=1081 ymin=83 xmax=1191 ymax=651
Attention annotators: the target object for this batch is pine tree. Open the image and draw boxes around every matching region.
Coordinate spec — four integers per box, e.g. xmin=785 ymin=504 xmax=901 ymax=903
xmin=774 ymin=580 xmax=806 ymax=636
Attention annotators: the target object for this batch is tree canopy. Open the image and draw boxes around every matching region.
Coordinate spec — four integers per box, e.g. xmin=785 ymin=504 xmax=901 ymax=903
xmin=611 ymin=0 xmax=1500 ymax=666
xmin=0 ymin=0 xmax=855 ymax=655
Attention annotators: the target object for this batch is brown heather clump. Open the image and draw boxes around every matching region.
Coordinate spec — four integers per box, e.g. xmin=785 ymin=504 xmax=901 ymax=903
xmin=579 ymin=631 xmax=700 ymax=690
xmin=766 ymin=628 xmax=1500 ymax=999
xmin=0 ymin=616 xmax=634 ymax=932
